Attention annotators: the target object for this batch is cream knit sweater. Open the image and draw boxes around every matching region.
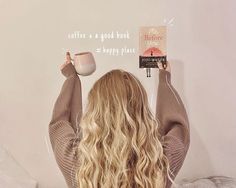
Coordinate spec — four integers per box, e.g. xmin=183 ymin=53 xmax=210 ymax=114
xmin=48 ymin=63 xmax=190 ymax=188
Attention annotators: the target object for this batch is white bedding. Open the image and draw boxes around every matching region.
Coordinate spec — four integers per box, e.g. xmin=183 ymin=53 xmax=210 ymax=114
xmin=177 ymin=176 xmax=236 ymax=188
xmin=0 ymin=146 xmax=37 ymax=188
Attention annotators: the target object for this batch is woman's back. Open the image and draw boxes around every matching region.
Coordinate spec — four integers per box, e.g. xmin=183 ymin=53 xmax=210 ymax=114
xmin=48 ymin=62 xmax=190 ymax=188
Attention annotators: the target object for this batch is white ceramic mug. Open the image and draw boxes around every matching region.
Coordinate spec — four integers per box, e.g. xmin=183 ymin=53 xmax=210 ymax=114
xmin=73 ymin=52 xmax=96 ymax=76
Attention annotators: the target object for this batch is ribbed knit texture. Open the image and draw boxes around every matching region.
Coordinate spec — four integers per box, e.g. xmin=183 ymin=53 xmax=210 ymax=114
xmin=48 ymin=63 xmax=190 ymax=188
xmin=156 ymin=69 xmax=190 ymax=188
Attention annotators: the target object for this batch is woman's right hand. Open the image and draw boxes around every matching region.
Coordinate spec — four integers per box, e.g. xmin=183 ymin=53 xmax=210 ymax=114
xmin=157 ymin=61 xmax=171 ymax=74
xmin=60 ymin=52 xmax=73 ymax=70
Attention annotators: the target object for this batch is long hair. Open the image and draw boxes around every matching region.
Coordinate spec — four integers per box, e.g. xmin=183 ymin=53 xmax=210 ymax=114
xmin=75 ymin=69 xmax=176 ymax=187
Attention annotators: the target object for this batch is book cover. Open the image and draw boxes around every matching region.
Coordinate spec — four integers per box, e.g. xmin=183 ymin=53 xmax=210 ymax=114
xmin=139 ymin=26 xmax=167 ymax=68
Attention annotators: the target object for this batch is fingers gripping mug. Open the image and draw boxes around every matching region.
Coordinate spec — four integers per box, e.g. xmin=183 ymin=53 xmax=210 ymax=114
xmin=73 ymin=52 xmax=96 ymax=76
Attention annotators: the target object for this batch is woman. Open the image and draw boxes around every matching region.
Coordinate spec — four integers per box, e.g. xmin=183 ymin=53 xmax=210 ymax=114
xmin=48 ymin=52 xmax=190 ymax=188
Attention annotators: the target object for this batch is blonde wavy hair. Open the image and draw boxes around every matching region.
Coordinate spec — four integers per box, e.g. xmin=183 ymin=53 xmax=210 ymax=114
xmin=75 ymin=69 xmax=176 ymax=188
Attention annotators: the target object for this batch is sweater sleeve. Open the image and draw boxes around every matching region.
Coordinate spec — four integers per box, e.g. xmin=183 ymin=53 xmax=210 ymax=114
xmin=48 ymin=62 xmax=82 ymax=188
xmin=155 ymin=69 xmax=190 ymax=188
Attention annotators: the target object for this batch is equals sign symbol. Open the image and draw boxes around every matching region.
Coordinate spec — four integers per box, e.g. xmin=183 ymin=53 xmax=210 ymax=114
xmin=96 ymin=48 xmax=101 ymax=53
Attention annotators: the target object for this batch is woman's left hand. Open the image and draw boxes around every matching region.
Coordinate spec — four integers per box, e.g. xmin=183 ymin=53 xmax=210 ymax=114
xmin=60 ymin=52 xmax=72 ymax=70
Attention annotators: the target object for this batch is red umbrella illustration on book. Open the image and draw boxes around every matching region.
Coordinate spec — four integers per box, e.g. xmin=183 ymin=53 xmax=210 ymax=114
xmin=141 ymin=47 xmax=163 ymax=78
xmin=143 ymin=47 xmax=163 ymax=56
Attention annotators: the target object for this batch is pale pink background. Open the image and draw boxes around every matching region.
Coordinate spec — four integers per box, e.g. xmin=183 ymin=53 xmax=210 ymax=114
xmin=0 ymin=0 xmax=235 ymax=187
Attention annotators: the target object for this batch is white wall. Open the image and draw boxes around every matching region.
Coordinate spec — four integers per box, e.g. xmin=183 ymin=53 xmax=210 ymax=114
xmin=167 ymin=0 xmax=236 ymax=179
xmin=0 ymin=0 xmax=235 ymax=187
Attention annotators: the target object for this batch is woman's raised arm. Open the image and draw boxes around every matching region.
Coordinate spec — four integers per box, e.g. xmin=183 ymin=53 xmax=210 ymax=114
xmin=48 ymin=62 xmax=83 ymax=188
xmin=156 ymin=68 xmax=190 ymax=188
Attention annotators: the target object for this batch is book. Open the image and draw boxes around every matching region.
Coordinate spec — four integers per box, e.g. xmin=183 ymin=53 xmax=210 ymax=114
xmin=139 ymin=26 xmax=167 ymax=69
